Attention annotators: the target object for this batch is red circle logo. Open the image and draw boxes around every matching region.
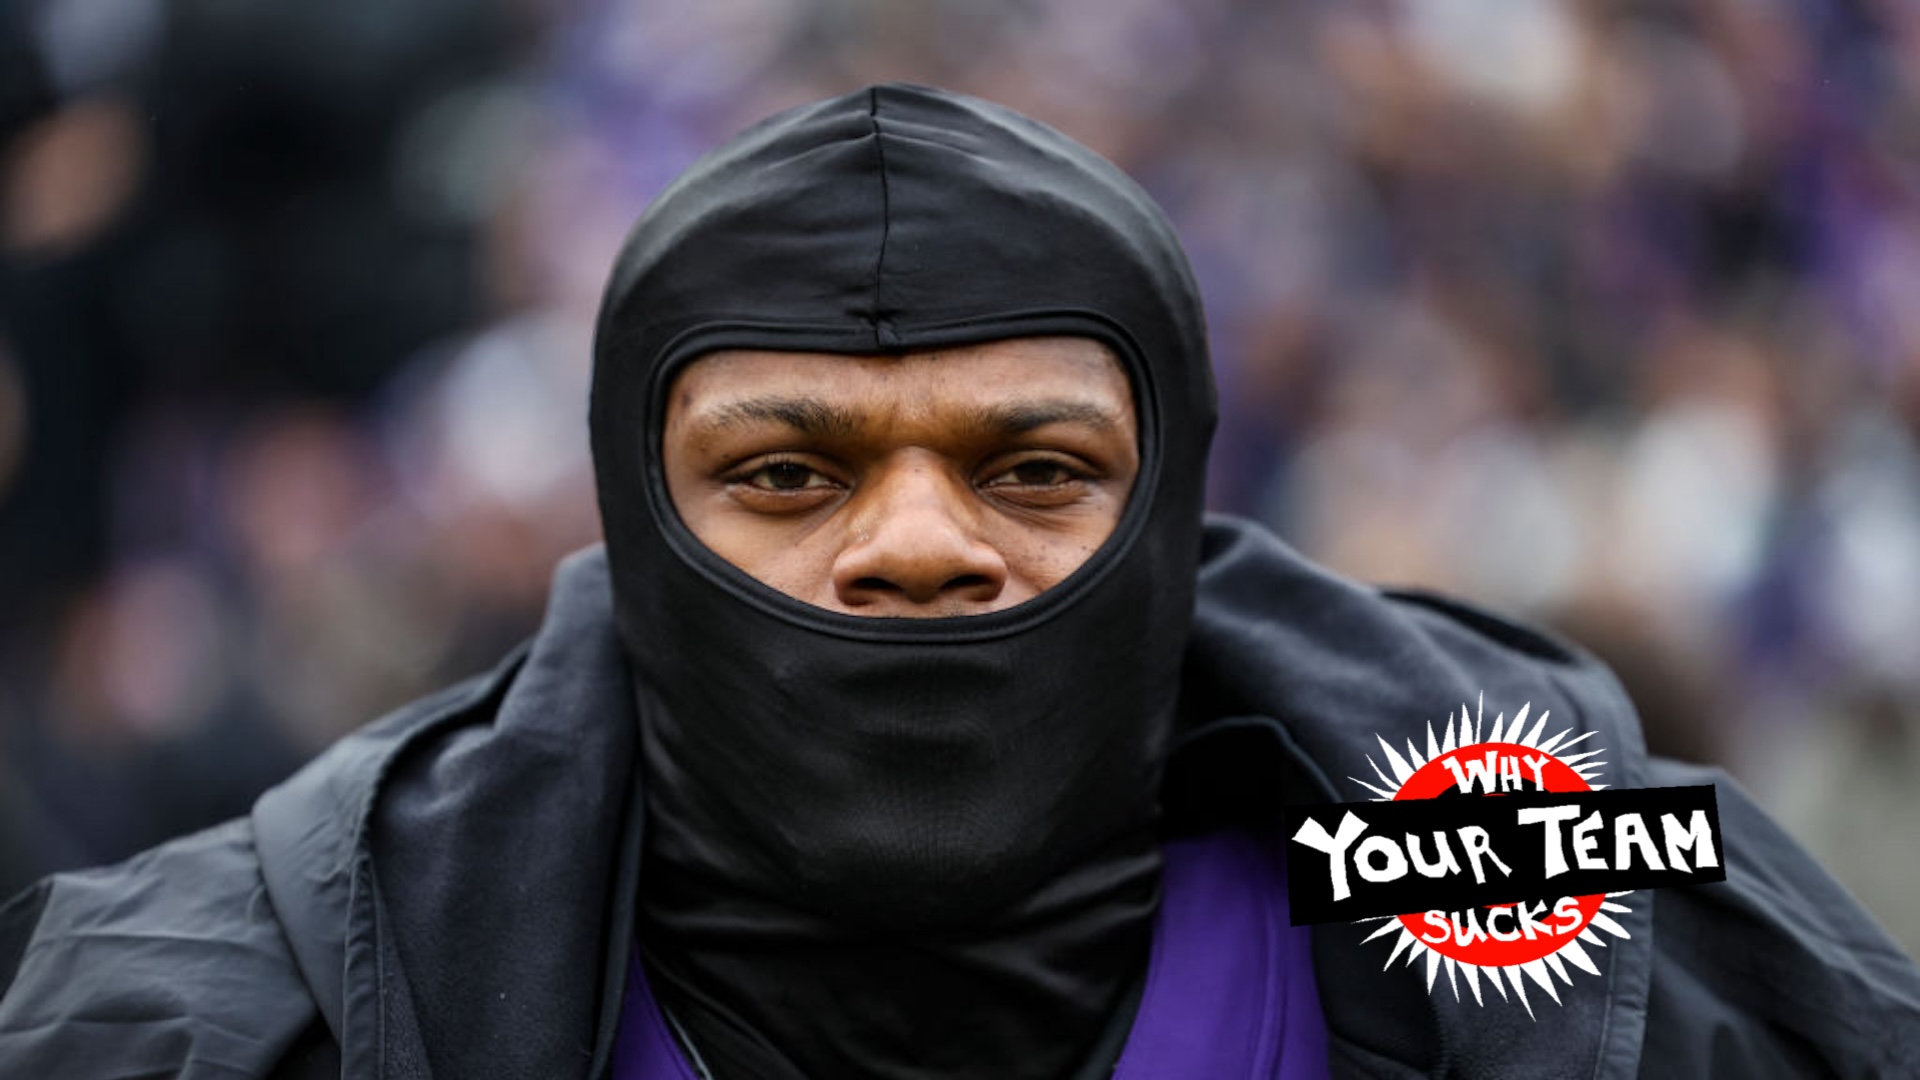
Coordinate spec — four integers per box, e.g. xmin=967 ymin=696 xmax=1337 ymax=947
xmin=1391 ymin=742 xmax=1603 ymax=967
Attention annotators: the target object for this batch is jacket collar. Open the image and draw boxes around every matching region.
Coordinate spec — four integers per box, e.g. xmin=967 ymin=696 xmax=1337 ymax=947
xmin=254 ymin=546 xmax=643 ymax=1079
xmin=252 ymin=519 xmax=1654 ymax=1078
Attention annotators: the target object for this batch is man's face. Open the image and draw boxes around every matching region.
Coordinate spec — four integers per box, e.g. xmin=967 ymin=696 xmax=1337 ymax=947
xmin=662 ymin=336 xmax=1139 ymax=617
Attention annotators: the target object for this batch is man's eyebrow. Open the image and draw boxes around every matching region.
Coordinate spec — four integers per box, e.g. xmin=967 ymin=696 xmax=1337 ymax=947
xmin=700 ymin=396 xmax=863 ymax=438
xmin=690 ymin=395 xmax=1126 ymax=438
xmin=965 ymin=399 xmax=1126 ymax=436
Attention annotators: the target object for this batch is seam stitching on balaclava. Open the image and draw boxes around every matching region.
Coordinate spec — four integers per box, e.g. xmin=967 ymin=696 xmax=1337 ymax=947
xmin=866 ymin=88 xmax=899 ymax=349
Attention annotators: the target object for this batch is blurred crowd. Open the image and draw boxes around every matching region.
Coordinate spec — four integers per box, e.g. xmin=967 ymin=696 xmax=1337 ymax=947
xmin=3 ymin=0 xmax=1917 ymax=953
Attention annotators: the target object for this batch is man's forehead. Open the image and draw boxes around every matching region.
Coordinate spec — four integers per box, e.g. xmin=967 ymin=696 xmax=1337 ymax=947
xmin=679 ymin=335 xmax=1125 ymax=379
xmin=667 ymin=336 xmax=1135 ymax=429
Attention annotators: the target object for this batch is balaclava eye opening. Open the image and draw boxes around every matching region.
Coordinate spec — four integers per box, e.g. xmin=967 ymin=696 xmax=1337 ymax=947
xmin=590 ymin=83 xmax=1217 ymax=1080
xmin=641 ymin=319 xmax=1160 ymax=641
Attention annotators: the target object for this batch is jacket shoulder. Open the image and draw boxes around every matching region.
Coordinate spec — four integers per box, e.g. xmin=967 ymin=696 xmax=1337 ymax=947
xmin=1187 ymin=515 xmax=1650 ymax=791
xmin=0 ymin=817 xmax=319 ymax=1078
xmin=0 ymin=644 xmax=525 ymax=1079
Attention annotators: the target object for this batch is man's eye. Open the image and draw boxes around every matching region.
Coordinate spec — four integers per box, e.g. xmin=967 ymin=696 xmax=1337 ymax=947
xmin=747 ymin=461 xmax=829 ymax=491
xmin=985 ymin=460 xmax=1080 ymax=488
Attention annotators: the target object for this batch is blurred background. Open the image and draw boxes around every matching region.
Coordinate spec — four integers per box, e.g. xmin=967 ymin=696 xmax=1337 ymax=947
xmin=1 ymin=0 xmax=1916 ymax=955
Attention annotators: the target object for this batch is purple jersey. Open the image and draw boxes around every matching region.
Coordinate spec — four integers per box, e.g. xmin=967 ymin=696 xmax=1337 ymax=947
xmin=612 ymin=830 xmax=1328 ymax=1079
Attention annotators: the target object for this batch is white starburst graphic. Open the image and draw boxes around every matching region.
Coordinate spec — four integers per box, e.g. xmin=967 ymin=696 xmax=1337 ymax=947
xmin=1347 ymin=694 xmax=1635 ymax=1018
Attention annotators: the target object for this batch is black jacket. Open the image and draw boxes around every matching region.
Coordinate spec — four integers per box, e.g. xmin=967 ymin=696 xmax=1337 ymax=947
xmin=3 ymin=517 xmax=1917 ymax=1078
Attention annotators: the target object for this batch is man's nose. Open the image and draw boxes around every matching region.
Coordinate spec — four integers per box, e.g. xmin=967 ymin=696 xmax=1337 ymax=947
xmin=831 ymin=459 xmax=1009 ymax=614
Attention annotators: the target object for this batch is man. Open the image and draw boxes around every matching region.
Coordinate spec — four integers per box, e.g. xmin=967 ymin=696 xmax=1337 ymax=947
xmin=3 ymin=83 xmax=1918 ymax=1079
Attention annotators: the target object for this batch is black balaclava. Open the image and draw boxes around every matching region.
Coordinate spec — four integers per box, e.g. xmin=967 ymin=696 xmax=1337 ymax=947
xmin=590 ymin=84 xmax=1216 ymax=1080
